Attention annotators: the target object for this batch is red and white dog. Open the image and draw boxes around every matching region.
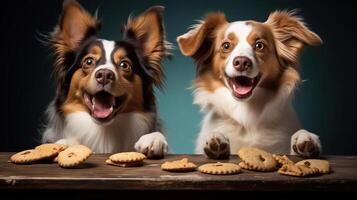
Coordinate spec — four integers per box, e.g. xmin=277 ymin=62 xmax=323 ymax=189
xmin=177 ymin=11 xmax=322 ymax=158
xmin=42 ymin=0 xmax=170 ymax=158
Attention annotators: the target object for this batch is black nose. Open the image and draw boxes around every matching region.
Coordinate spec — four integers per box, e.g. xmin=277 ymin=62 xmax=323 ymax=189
xmin=95 ymin=69 xmax=115 ymax=86
xmin=233 ymin=56 xmax=252 ymax=72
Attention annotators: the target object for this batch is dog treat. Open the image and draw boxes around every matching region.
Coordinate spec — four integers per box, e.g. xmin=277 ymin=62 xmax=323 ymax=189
xmin=10 ymin=149 xmax=47 ymax=164
xmin=238 ymin=147 xmax=277 ymax=171
xmin=238 ymin=161 xmax=250 ymax=169
xmin=107 ymin=152 xmax=146 ymax=167
xmin=161 ymin=158 xmax=197 ymax=172
xmin=296 ymin=159 xmax=330 ymax=174
xmin=278 ymin=163 xmax=319 ymax=177
xmin=105 ymin=159 xmax=144 ymax=167
xmin=273 ymin=154 xmax=295 ymax=166
xmin=57 ymin=144 xmax=92 ymax=168
xmin=109 ymin=152 xmax=146 ymax=163
xmin=35 ymin=143 xmax=68 ymax=158
xmin=198 ymin=162 xmax=241 ymax=175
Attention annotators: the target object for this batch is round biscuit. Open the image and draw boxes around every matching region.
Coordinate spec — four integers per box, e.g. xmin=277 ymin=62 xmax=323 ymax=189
xmin=109 ymin=152 xmax=146 ymax=163
xmin=161 ymin=158 xmax=197 ymax=172
xmin=296 ymin=159 xmax=330 ymax=174
xmin=58 ymin=145 xmax=92 ymax=168
xmin=10 ymin=149 xmax=46 ymax=164
xmin=198 ymin=162 xmax=241 ymax=175
xmin=238 ymin=147 xmax=277 ymax=171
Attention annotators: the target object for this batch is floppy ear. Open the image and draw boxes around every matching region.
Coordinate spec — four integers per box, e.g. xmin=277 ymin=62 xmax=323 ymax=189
xmin=123 ymin=6 xmax=170 ymax=87
xmin=177 ymin=13 xmax=227 ymax=66
xmin=265 ymin=10 xmax=322 ymax=67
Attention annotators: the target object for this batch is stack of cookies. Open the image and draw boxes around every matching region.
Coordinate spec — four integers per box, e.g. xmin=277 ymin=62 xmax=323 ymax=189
xmin=10 ymin=144 xmax=92 ymax=168
xmin=106 ymin=152 xmax=146 ymax=167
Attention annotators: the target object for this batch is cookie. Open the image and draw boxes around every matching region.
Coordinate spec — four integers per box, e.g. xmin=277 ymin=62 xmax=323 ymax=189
xmin=238 ymin=147 xmax=277 ymax=171
xmin=57 ymin=145 xmax=92 ymax=168
xmin=109 ymin=152 xmax=146 ymax=163
xmin=35 ymin=143 xmax=68 ymax=158
xmin=10 ymin=149 xmax=47 ymax=164
xmin=273 ymin=154 xmax=294 ymax=166
xmin=105 ymin=159 xmax=143 ymax=167
xmin=161 ymin=158 xmax=197 ymax=172
xmin=278 ymin=164 xmax=319 ymax=177
xmin=296 ymin=159 xmax=330 ymax=174
xmin=238 ymin=161 xmax=250 ymax=170
xmin=198 ymin=162 xmax=241 ymax=175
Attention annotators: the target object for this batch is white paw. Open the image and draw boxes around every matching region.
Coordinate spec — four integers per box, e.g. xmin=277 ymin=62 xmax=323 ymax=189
xmin=291 ymin=129 xmax=321 ymax=158
xmin=135 ymin=132 xmax=168 ymax=159
xmin=203 ymin=133 xmax=230 ymax=159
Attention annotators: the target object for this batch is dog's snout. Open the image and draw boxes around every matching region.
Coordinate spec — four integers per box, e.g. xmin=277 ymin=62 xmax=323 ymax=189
xmin=233 ymin=56 xmax=252 ymax=72
xmin=95 ymin=69 xmax=115 ymax=85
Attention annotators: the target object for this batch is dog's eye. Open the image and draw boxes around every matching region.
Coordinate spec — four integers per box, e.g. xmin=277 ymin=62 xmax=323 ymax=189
xmin=221 ymin=42 xmax=231 ymax=52
xmin=119 ymin=60 xmax=131 ymax=71
xmin=255 ymin=42 xmax=264 ymax=51
xmin=83 ymin=57 xmax=95 ymax=68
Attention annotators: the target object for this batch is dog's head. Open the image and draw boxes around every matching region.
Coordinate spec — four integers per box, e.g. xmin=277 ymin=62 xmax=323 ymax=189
xmin=177 ymin=11 xmax=321 ymax=100
xmin=49 ymin=0 xmax=170 ymax=123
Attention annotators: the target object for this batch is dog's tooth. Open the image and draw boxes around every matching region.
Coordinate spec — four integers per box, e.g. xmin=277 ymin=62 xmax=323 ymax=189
xmin=110 ymin=106 xmax=113 ymax=112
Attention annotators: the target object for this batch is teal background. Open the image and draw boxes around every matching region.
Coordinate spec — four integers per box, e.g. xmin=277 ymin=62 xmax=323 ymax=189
xmin=2 ymin=0 xmax=356 ymax=155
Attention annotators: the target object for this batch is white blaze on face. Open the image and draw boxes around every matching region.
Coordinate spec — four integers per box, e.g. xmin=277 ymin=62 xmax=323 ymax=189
xmin=224 ymin=21 xmax=258 ymax=78
xmin=93 ymin=39 xmax=117 ymax=79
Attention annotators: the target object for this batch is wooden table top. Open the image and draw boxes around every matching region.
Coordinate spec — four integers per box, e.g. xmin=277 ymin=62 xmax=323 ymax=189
xmin=0 ymin=153 xmax=356 ymax=191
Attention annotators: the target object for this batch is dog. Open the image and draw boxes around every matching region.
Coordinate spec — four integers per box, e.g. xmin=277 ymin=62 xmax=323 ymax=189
xmin=177 ymin=11 xmax=322 ymax=158
xmin=41 ymin=0 xmax=170 ymax=158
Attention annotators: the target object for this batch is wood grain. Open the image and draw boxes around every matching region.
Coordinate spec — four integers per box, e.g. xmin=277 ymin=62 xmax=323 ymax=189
xmin=0 ymin=153 xmax=356 ymax=191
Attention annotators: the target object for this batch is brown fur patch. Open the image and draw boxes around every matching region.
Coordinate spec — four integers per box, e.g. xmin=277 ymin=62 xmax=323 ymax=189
xmin=123 ymin=6 xmax=170 ymax=87
xmin=265 ymin=10 xmax=322 ymax=68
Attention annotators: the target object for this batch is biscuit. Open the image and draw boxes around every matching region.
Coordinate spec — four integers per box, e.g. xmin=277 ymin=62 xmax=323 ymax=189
xmin=161 ymin=158 xmax=197 ymax=172
xmin=10 ymin=149 xmax=47 ymax=164
xmin=105 ymin=159 xmax=143 ymax=167
xmin=198 ymin=162 xmax=241 ymax=175
xmin=296 ymin=159 xmax=330 ymax=174
xmin=109 ymin=152 xmax=146 ymax=163
xmin=238 ymin=147 xmax=277 ymax=171
xmin=35 ymin=143 xmax=67 ymax=158
xmin=57 ymin=145 xmax=92 ymax=168
xmin=278 ymin=164 xmax=319 ymax=177
xmin=238 ymin=161 xmax=250 ymax=170
xmin=273 ymin=154 xmax=294 ymax=166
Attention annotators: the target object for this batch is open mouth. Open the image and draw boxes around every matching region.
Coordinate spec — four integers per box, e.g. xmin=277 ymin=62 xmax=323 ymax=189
xmin=227 ymin=74 xmax=261 ymax=99
xmin=83 ymin=91 xmax=124 ymax=122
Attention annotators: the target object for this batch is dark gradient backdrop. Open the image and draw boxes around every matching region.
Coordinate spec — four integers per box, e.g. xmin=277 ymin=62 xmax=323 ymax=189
xmin=1 ymin=0 xmax=356 ymax=154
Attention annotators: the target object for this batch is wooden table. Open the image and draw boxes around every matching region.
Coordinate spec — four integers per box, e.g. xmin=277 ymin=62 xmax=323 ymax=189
xmin=1 ymin=153 xmax=356 ymax=194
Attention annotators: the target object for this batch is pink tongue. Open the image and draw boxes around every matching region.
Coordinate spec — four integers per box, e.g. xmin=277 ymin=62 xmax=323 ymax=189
xmin=235 ymin=85 xmax=253 ymax=95
xmin=92 ymin=96 xmax=114 ymax=119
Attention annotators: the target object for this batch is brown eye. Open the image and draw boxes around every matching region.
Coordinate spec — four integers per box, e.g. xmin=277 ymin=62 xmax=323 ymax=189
xmin=83 ymin=57 xmax=95 ymax=69
xmin=119 ymin=60 xmax=131 ymax=71
xmin=221 ymin=42 xmax=231 ymax=52
xmin=255 ymin=41 xmax=264 ymax=51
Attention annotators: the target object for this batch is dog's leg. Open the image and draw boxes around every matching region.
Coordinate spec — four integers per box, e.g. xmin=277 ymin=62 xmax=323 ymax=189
xmin=135 ymin=132 xmax=168 ymax=159
xmin=203 ymin=133 xmax=230 ymax=159
xmin=291 ymin=129 xmax=321 ymax=157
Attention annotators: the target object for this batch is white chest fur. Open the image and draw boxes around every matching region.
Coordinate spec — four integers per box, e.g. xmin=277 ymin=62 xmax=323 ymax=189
xmin=62 ymin=112 xmax=155 ymax=153
xmin=194 ymin=86 xmax=301 ymax=154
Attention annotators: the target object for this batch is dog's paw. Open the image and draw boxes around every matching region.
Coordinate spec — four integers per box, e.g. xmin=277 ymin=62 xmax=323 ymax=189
xmin=134 ymin=132 xmax=168 ymax=159
xmin=291 ymin=129 xmax=321 ymax=158
xmin=203 ymin=134 xmax=230 ymax=159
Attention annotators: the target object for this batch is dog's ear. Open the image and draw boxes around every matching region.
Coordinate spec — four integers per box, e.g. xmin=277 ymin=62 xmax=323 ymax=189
xmin=265 ymin=10 xmax=322 ymax=67
xmin=123 ymin=6 xmax=170 ymax=87
xmin=52 ymin=0 xmax=99 ymax=55
xmin=177 ymin=13 xmax=227 ymax=66
xmin=49 ymin=0 xmax=99 ymax=99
